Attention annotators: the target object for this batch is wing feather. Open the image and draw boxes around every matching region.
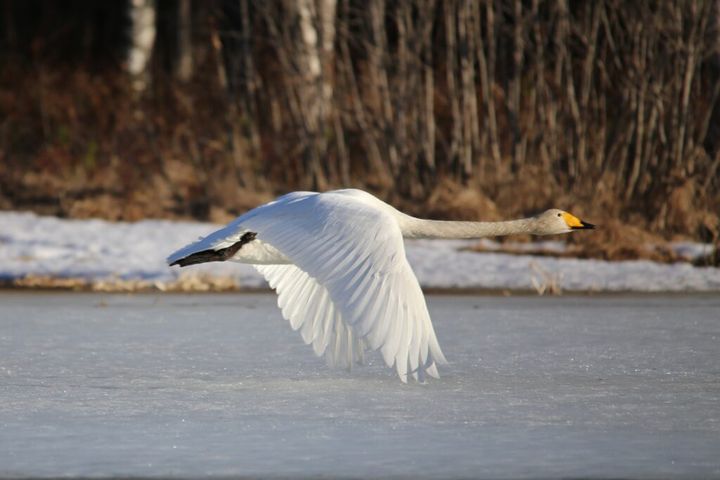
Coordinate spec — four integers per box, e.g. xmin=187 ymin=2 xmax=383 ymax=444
xmin=256 ymin=264 xmax=362 ymax=368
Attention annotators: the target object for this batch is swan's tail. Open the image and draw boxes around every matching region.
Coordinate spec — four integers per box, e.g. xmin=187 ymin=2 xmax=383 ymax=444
xmin=169 ymin=232 xmax=256 ymax=267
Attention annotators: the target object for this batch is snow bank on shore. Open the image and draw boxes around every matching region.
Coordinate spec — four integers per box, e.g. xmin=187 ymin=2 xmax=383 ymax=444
xmin=1 ymin=211 xmax=718 ymax=292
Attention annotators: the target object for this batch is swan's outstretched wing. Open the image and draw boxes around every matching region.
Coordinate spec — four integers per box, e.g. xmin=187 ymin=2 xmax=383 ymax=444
xmin=255 ymin=264 xmax=366 ymax=369
xmin=243 ymin=191 xmax=447 ymax=382
xmin=167 ymin=191 xmax=315 ymax=265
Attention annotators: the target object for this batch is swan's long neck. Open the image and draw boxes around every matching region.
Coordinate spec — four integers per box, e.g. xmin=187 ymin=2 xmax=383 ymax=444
xmin=400 ymin=216 xmax=536 ymax=239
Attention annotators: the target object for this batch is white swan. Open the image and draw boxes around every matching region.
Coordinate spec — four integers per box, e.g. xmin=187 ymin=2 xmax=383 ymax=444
xmin=167 ymin=189 xmax=594 ymax=382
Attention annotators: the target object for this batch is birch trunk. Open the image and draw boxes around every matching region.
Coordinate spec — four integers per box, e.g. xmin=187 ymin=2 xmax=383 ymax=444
xmin=291 ymin=0 xmax=337 ymax=188
xmin=127 ymin=0 xmax=157 ymax=93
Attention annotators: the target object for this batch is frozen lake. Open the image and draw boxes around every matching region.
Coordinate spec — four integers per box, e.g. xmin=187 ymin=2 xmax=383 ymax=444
xmin=1 ymin=292 xmax=719 ymax=479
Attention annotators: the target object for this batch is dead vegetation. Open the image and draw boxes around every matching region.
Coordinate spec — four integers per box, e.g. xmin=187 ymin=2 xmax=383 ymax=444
xmin=0 ymin=1 xmax=719 ymax=261
xmin=468 ymin=219 xmax=687 ymax=263
xmin=6 ymin=273 xmax=245 ymax=292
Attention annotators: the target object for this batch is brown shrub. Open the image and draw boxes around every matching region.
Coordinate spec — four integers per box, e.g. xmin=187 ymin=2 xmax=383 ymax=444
xmin=423 ymin=179 xmax=500 ymax=221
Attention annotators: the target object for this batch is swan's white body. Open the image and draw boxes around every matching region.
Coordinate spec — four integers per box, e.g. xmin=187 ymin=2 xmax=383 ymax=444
xmin=168 ymin=189 xmax=593 ymax=382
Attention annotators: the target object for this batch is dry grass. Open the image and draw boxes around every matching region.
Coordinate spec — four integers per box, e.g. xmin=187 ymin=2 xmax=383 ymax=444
xmin=422 ymin=179 xmax=501 ymax=221
xmin=467 ymin=219 xmax=714 ymax=264
xmin=7 ymin=273 xmax=245 ymax=292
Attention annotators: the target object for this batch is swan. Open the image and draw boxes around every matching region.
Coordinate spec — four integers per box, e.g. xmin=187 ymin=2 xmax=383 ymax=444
xmin=167 ymin=189 xmax=594 ymax=382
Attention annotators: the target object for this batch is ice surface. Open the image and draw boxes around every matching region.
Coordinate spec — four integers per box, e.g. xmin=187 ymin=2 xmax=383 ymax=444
xmin=1 ymin=292 xmax=719 ymax=479
xmin=1 ymin=211 xmax=719 ymax=292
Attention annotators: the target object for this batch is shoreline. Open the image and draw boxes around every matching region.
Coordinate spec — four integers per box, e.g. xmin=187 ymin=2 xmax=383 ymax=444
xmin=3 ymin=280 xmax=720 ymax=297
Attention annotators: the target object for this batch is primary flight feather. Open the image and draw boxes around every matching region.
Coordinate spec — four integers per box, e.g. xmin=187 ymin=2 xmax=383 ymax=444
xmin=168 ymin=189 xmax=594 ymax=382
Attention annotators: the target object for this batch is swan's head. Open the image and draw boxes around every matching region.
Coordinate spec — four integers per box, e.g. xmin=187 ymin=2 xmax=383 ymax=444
xmin=533 ymin=209 xmax=595 ymax=235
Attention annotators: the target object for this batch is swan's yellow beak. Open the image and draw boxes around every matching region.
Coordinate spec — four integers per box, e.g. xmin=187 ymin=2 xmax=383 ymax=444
xmin=562 ymin=212 xmax=595 ymax=230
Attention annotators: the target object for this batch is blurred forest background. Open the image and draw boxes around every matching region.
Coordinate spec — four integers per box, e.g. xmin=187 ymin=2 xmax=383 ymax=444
xmin=1 ymin=0 xmax=719 ymax=260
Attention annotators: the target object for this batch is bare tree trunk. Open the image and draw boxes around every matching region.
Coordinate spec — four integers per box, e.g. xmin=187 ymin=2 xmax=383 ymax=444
xmin=209 ymin=17 xmax=227 ymax=91
xmin=508 ymin=0 xmax=524 ymax=173
xmin=579 ymin=1 xmax=602 ymax=176
xmin=216 ymin=0 xmax=261 ymax=190
xmin=368 ymin=0 xmax=399 ymax=176
xmin=474 ymin=0 xmax=502 ymax=172
xmin=175 ymin=0 xmax=193 ymax=82
xmin=296 ymin=0 xmax=324 ymax=187
xmin=395 ymin=1 xmax=410 ymax=190
xmin=445 ymin=1 xmax=462 ymax=177
xmin=625 ymin=21 xmax=648 ymax=201
xmin=260 ymin=0 xmax=336 ymax=188
xmin=458 ymin=0 xmax=479 ymax=180
xmin=239 ymin=0 xmax=261 ymax=157
xmin=674 ymin=4 xmax=704 ymax=172
xmin=420 ymin=0 xmax=437 ymax=188
xmin=556 ymin=0 xmax=581 ymax=181
xmin=127 ymin=0 xmax=157 ymax=93
xmin=530 ymin=0 xmax=551 ymax=173
xmin=317 ymin=0 xmax=345 ymax=185
xmin=337 ymin=0 xmax=391 ymax=187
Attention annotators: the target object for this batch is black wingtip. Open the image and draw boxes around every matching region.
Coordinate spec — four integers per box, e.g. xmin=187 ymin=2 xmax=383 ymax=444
xmin=168 ymin=249 xmax=224 ymax=267
xmin=168 ymin=232 xmax=258 ymax=268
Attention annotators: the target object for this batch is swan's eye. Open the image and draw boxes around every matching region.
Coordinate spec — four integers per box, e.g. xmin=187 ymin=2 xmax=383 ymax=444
xmin=557 ymin=213 xmax=562 ymax=217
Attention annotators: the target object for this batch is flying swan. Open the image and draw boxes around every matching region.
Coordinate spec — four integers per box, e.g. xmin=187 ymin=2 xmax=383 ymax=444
xmin=167 ymin=189 xmax=594 ymax=382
